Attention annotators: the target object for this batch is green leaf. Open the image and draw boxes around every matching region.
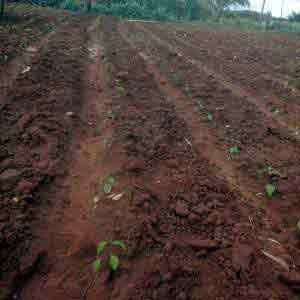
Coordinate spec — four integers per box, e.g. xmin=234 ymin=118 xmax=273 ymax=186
xmin=103 ymin=183 xmax=112 ymax=194
xmin=107 ymin=174 xmax=115 ymax=185
xmin=93 ymin=259 xmax=102 ymax=273
xmin=229 ymin=146 xmax=240 ymax=155
xmin=266 ymin=183 xmax=276 ymax=198
xmin=97 ymin=241 xmax=108 ymax=255
xmin=207 ymin=113 xmax=213 ymax=121
xmin=108 ymin=254 xmax=119 ymax=271
xmin=111 ymin=240 xmax=126 ymax=251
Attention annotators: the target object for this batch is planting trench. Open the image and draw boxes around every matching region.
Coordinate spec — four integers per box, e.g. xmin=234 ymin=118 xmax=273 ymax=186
xmin=136 ymin=22 xmax=300 ymax=135
xmin=121 ymin=21 xmax=300 ymax=231
xmin=1 ymin=14 xmax=300 ymax=300
xmin=0 ymin=14 xmax=90 ymax=298
xmin=148 ymin=23 xmax=300 ymax=111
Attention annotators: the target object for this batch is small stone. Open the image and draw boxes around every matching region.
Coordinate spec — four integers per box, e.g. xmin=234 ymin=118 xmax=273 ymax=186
xmin=184 ymin=237 xmax=219 ymax=250
xmin=164 ymin=242 xmax=173 ymax=253
xmin=161 ymin=272 xmax=173 ymax=282
xmin=0 ymin=169 xmax=22 ymax=191
xmin=174 ymin=201 xmax=189 ymax=217
xmin=188 ymin=213 xmax=200 ymax=223
xmin=17 ymin=179 xmax=34 ymax=194
xmin=93 ymin=196 xmax=100 ymax=204
xmin=192 ymin=204 xmax=208 ymax=215
xmin=66 ymin=111 xmax=75 ymax=117
xmin=279 ymin=271 xmax=300 ymax=288
xmin=197 ymin=249 xmax=208 ymax=257
xmin=178 ymin=291 xmax=187 ymax=300
xmin=232 ymin=243 xmax=254 ymax=272
xmin=0 ymin=169 xmax=20 ymax=180
xmin=116 ymin=71 xmax=129 ymax=79
xmin=26 ymin=46 xmax=38 ymax=53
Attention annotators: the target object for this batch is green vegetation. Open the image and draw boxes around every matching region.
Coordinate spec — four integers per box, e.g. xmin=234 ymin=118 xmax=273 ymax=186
xmin=4 ymin=0 xmax=251 ymax=22
xmin=265 ymin=183 xmax=276 ymax=198
xmin=93 ymin=240 xmax=126 ymax=273
xmin=228 ymin=146 xmax=240 ymax=160
xmin=100 ymin=173 xmax=115 ymax=194
xmin=229 ymin=146 xmax=240 ymax=155
xmin=207 ymin=112 xmax=213 ymax=121
xmin=3 ymin=0 xmax=300 ymax=33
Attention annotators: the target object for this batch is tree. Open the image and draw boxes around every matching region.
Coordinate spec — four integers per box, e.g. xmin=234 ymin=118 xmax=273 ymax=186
xmin=289 ymin=11 xmax=300 ymax=22
xmin=281 ymin=0 xmax=285 ymax=18
xmin=0 ymin=0 xmax=5 ymax=20
xmin=202 ymin=0 xmax=250 ymax=19
xmin=86 ymin=0 xmax=92 ymax=11
xmin=260 ymin=0 xmax=266 ymax=21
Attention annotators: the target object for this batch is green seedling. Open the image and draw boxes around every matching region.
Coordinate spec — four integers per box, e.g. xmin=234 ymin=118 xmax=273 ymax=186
xmin=265 ymin=183 xmax=276 ymax=198
xmin=100 ymin=173 xmax=115 ymax=194
xmin=93 ymin=240 xmax=126 ymax=273
xmin=228 ymin=146 xmax=240 ymax=160
xmin=116 ymin=85 xmax=125 ymax=96
xmin=271 ymin=107 xmax=280 ymax=114
xmin=207 ymin=112 xmax=213 ymax=121
xmin=229 ymin=146 xmax=240 ymax=155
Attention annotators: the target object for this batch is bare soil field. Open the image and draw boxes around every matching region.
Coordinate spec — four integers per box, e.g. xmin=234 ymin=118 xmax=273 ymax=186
xmin=1 ymin=9 xmax=300 ymax=300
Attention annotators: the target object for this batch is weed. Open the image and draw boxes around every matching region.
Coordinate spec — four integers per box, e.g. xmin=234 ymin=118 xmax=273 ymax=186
xmin=93 ymin=240 xmax=126 ymax=273
xmin=265 ymin=183 xmax=276 ymax=198
xmin=172 ymin=72 xmax=182 ymax=83
xmin=262 ymin=165 xmax=281 ymax=177
xmin=184 ymin=85 xmax=193 ymax=97
xmin=196 ymin=98 xmax=204 ymax=111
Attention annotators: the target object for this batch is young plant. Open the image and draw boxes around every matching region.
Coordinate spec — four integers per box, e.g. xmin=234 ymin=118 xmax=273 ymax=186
xmin=228 ymin=146 xmax=240 ymax=160
xmin=116 ymin=85 xmax=125 ymax=96
xmin=99 ymin=173 xmax=115 ymax=194
xmin=93 ymin=240 xmax=126 ymax=273
xmin=265 ymin=183 xmax=276 ymax=198
xmin=229 ymin=146 xmax=240 ymax=155
xmin=207 ymin=112 xmax=213 ymax=122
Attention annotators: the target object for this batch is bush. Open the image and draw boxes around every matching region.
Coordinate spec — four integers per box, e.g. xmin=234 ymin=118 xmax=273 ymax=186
xmin=93 ymin=2 xmax=172 ymax=21
xmin=60 ymin=0 xmax=82 ymax=11
xmin=289 ymin=11 xmax=300 ymax=23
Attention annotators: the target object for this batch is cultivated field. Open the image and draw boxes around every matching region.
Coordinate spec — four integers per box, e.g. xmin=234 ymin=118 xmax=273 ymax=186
xmin=1 ymin=7 xmax=300 ymax=300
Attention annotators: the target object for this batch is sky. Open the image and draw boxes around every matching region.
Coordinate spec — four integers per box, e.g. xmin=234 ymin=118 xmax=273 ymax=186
xmin=249 ymin=0 xmax=300 ymax=17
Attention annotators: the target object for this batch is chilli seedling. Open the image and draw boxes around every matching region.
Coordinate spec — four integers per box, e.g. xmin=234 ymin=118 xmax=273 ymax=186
xmin=93 ymin=240 xmax=126 ymax=273
xmin=99 ymin=173 xmax=115 ymax=194
xmin=207 ymin=112 xmax=213 ymax=121
xmin=228 ymin=146 xmax=240 ymax=160
xmin=265 ymin=183 xmax=276 ymax=198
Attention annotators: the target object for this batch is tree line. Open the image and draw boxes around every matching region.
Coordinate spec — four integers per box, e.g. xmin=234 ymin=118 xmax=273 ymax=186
xmin=1 ymin=0 xmax=251 ymax=20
